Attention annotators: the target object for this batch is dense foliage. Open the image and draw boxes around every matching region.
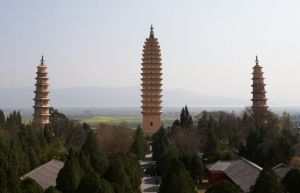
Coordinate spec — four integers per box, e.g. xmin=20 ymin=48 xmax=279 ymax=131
xmin=206 ymin=180 xmax=242 ymax=193
xmin=21 ymin=178 xmax=44 ymax=193
xmin=282 ymin=169 xmax=300 ymax=193
xmin=159 ymin=158 xmax=196 ymax=193
xmin=56 ymin=130 xmax=143 ymax=193
xmin=132 ymin=126 xmax=149 ymax=159
xmin=250 ymin=166 xmax=283 ymax=193
xmin=152 ymin=124 xmax=205 ymax=192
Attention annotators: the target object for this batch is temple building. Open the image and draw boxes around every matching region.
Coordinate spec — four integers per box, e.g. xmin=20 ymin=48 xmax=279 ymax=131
xmin=141 ymin=26 xmax=163 ymax=135
xmin=251 ymin=56 xmax=268 ymax=125
xmin=33 ymin=56 xmax=50 ymax=129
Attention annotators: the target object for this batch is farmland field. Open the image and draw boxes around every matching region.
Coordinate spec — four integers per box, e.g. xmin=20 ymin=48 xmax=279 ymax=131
xmin=77 ymin=115 xmax=177 ymax=128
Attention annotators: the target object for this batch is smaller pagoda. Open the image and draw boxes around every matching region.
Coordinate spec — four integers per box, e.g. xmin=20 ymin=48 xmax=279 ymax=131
xmin=33 ymin=56 xmax=50 ymax=129
xmin=251 ymin=56 xmax=268 ymax=125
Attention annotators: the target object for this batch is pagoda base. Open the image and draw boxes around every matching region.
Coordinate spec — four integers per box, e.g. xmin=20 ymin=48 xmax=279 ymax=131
xmin=143 ymin=114 xmax=161 ymax=135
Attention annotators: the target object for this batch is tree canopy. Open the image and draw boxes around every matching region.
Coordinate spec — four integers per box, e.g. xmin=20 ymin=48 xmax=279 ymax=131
xmin=206 ymin=180 xmax=242 ymax=193
xmin=251 ymin=166 xmax=283 ymax=193
xmin=282 ymin=169 xmax=300 ymax=193
xmin=159 ymin=158 xmax=196 ymax=193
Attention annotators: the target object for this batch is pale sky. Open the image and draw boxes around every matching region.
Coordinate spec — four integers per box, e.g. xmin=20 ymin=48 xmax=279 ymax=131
xmin=1 ymin=0 xmax=300 ymax=105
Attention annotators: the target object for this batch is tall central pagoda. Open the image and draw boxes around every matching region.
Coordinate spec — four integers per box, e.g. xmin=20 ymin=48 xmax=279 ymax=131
xmin=33 ymin=56 xmax=50 ymax=129
xmin=251 ymin=56 xmax=268 ymax=125
xmin=141 ymin=26 xmax=163 ymax=135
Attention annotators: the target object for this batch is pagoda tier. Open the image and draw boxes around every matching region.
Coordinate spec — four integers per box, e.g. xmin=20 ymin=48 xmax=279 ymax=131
xmin=141 ymin=26 xmax=163 ymax=135
xmin=251 ymin=56 xmax=268 ymax=125
xmin=33 ymin=56 xmax=50 ymax=129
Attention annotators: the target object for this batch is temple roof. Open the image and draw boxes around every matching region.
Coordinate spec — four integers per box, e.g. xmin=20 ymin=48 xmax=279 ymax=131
xmin=21 ymin=159 xmax=64 ymax=190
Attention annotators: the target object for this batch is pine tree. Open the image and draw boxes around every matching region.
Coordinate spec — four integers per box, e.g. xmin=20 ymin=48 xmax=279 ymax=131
xmin=251 ymin=166 xmax=283 ymax=193
xmin=56 ymin=149 xmax=83 ymax=193
xmin=179 ymin=152 xmax=205 ymax=181
xmin=204 ymin=128 xmax=221 ymax=161
xmin=179 ymin=106 xmax=193 ymax=128
xmin=76 ymin=172 xmax=114 ymax=193
xmin=0 ymin=109 xmax=5 ymax=128
xmin=152 ymin=126 xmax=169 ymax=161
xmin=157 ymin=149 xmax=176 ymax=176
xmin=80 ymin=131 xmax=109 ymax=176
xmin=6 ymin=165 xmax=21 ymax=193
xmin=206 ymin=180 xmax=242 ymax=193
xmin=20 ymin=178 xmax=44 ymax=193
xmin=105 ymin=156 xmax=133 ymax=193
xmin=282 ymin=169 xmax=300 ymax=193
xmin=0 ymin=168 xmax=7 ymax=193
xmin=119 ymin=153 xmax=143 ymax=192
xmin=159 ymin=158 xmax=196 ymax=193
xmin=45 ymin=186 xmax=62 ymax=193
xmin=132 ymin=126 xmax=148 ymax=159
xmin=79 ymin=151 xmax=93 ymax=174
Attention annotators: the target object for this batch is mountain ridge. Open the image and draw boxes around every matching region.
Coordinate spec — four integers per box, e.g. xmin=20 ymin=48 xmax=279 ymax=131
xmin=0 ymin=86 xmax=248 ymax=108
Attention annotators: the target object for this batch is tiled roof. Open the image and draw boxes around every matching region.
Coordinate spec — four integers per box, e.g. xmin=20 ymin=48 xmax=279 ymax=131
xmin=273 ymin=163 xmax=293 ymax=178
xmin=21 ymin=159 xmax=64 ymax=189
xmin=224 ymin=159 xmax=262 ymax=193
xmin=206 ymin=159 xmax=262 ymax=192
xmin=206 ymin=161 xmax=232 ymax=172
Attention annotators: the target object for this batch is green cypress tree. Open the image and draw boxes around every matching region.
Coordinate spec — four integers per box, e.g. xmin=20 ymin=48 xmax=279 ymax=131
xmin=157 ymin=149 xmax=177 ymax=176
xmin=204 ymin=128 xmax=221 ymax=161
xmin=105 ymin=156 xmax=133 ymax=193
xmin=206 ymin=180 xmax=242 ymax=193
xmin=251 ymin=166 xmax=283 ymax=193
xmin=81 ymin=131 xmax=109 ymax=176
xmin=159 ymin=158 xmax=196 ymax=193
xmin=0 ymin=109 xmax=5 ymax=128
xmin=56 ymin=149 xmax=83 ymax=193
xmin=179 ymin=106 xmax=193 ymax=128
xmin=76 ymin=172 xmax=114 ymax=193
xmin=282 ymin=169 xmax=300 ymax=193
xmin=6 ymin=165 xmax=21 ymax=193
xmin=45 ymin=186 xmax=62 ymax=193
xmin=132 ymin=126 xmax=148 ymax=159
xmin=79 ymin=151 xmax=94 ymax=174
xmin=119 ymin=153 xmax=143 ymax=192
xmin=152 ymin=126 xmax=169 ymax=161
xmin=0 ymin=168 xmax=7 ymax=193
xmin=179 ymin=152 xmax=205 ymax=181
xmin=20 ymin=178 xmax=43 ymax=193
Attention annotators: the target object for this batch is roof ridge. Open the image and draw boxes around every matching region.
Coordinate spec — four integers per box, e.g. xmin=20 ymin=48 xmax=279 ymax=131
xmin=241 ymin=158 xmax=262 ymax=171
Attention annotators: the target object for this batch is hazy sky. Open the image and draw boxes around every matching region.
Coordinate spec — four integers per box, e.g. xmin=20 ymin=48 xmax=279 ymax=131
xmin=1 ymin=0 xmax=300 ymax=105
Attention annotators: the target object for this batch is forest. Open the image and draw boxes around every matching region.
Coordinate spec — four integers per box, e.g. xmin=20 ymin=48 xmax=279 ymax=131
xmin=1 ymin=106 xmax=300 ymax=193
xmin=0 ymin=108 xmax=149 ymax=193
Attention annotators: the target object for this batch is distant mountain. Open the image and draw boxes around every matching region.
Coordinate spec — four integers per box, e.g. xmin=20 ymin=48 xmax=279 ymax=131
xmin=0 ymin=86 xmax=248 ymax=108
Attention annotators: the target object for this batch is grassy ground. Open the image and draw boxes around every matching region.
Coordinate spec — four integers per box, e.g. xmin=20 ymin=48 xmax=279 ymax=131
xmin=23 ymin=115 xmax=177 ymax=128
xmin=77 ymin=115 xmax=176 ymax=128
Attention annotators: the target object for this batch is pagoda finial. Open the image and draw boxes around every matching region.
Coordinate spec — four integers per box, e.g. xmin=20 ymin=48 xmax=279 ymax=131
xmin=255 ymin=55 xmax=259 ymax=65
xmin=40 ymin=55 xmax=44 ymax=65
xmin=150 ymin=25 xmax=154 ymax=37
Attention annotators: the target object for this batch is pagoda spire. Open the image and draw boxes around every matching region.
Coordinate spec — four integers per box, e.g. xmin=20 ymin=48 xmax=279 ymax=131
xmin=33 ymin=56 xmax=50 ymax=129
xmin=40 ymin=55 xmax=44 ymax=65
xmin=150 ymin=25 xmax=154 ymax=37
xmin=141 ymin=26 xmax=163 ymax=135
xmin=255 ymin=55 xmax=259 ymax=65
xmin=251 ymin=55 xmax=268 ymax=125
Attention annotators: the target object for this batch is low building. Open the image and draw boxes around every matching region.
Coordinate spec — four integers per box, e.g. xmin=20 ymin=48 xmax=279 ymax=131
xmin=272 ymin=163 xmax=293 ymax=178
xmin=206 ymin=158 xmax=262 ymax=193
xmin=206 ymin=158 xmax=298 ymax=193
xmin=21 ymin=159 xmax=64 ymax=190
